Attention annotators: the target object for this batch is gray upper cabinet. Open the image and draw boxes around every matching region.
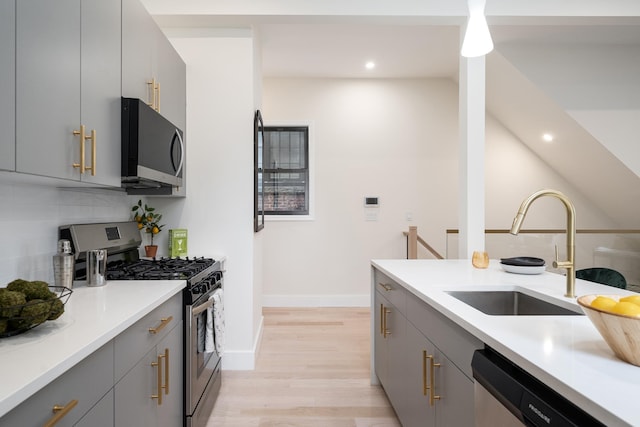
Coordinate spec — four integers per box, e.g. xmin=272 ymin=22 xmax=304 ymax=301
xmin=122 ymin=0 xmax=185 ymax=130
xmin=15 ymin=0 xmax=121 ymax=186
xmin=0 ymin=0 xmax=15 ymax=172
xmin=122 ymin=0 xmax=156 ymax=105
xmin=78 ymin=0 xmax=122 ymax=187
xmin=16 ymin=0 xmax=80 ymax=180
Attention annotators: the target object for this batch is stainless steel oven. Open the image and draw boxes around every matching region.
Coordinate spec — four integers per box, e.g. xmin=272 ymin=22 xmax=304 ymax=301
xmin=59 ymin=221 xmax=224 ymax=427
xmin=185 ymin=269 xmax=223 ymax=427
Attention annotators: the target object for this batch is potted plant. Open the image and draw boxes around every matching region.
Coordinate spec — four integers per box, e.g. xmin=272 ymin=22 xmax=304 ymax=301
xmin=132 ymin=199 xmax=164 ymax=258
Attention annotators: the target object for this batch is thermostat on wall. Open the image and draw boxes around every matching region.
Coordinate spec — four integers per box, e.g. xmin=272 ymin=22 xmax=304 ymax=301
xmin=364 ymin=197 xmax=379 ymax=207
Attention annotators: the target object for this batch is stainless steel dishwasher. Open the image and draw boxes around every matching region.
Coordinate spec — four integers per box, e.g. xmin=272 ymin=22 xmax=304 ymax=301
xmin=472 ymin=347 xmax=605 ymax=427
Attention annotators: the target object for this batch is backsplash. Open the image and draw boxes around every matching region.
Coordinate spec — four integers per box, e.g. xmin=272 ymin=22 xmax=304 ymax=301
xmin=0 ymin=181 xmax=134 ymax=286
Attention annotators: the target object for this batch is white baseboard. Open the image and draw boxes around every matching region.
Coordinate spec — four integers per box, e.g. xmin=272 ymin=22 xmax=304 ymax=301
xmin=262 ymin=294 xmax=370 ymax=307
xmin=221 ymin=314 xmax=264 ymax=370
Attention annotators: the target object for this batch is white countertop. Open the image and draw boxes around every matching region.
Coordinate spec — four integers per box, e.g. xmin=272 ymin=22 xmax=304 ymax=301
xmin=0 ymin=280 xmax=185 ymax=418
xmin=372 ymin=259 xmax=640 ymax=427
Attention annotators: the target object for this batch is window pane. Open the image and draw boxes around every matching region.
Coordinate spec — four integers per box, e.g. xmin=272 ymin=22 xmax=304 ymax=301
xmin=264 ymin=171 xmax=308 ymax=214
xmin=264 ymin=126 xmax=309 ymax=215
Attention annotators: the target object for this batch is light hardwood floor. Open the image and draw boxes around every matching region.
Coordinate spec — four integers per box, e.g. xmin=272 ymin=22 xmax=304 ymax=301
xmin=206 ymin=307 xmax=401 ymax=426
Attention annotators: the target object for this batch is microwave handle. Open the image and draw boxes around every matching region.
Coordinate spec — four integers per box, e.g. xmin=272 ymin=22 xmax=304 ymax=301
xmin=170 ymin=130 xmax=185 ymax=177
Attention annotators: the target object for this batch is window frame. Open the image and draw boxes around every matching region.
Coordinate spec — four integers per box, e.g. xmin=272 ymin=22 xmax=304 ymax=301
xmin=263 ymin=122 xmax=315 ymax=221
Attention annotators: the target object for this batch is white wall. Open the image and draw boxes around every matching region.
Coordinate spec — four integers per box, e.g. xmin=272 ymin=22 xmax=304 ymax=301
xmin=261 ymin=77 xmax=617 ymax=306
xmin=0 ymin=179 xmax=134 ymax=286
xmin=148 ymin=31 xmax=262 ymax=370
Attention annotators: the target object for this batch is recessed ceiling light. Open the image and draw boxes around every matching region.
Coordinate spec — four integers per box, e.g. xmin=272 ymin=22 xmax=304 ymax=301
xmin=542 ymin=133 xmax=554 ymax=142
xmin=365 ymin=61 xmax=375 ymax=70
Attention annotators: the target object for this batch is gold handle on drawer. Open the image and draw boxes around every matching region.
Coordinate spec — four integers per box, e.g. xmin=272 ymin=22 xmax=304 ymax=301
xmin=383 ymin=308 xmax=391 ymax=338
xmin=44 ymin=399 xmax=78 ymax=427
xmin=72 ymin=125 xmax=86 ymax=173
xmin=85 ymin=129 xmax=96 ymax=175
xmin=422 ymin=350 xmax=429 ymax=396
xmin=149 ymin=316 xmax=173 ymax=334
xmin=427 ymin=354 xmax=441 ymax=406
xmin=162 ymin=348 xmax=170 ymax=395
xmin=151 ymin=354 xmax=164 ymax=405
xmin=378 ymin=283 xmax=392 ymax=292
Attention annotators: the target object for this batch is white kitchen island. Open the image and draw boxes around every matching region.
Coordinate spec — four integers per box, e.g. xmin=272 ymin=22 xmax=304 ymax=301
xmin=0 ymin=280 xmax=185 ymax=420
xmin=372 ymin=259 xmax=640 ymax=427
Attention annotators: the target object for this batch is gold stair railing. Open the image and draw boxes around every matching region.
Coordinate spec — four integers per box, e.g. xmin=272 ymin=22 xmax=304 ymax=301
xmin=403 ymin=226 xmax=444 ymax=260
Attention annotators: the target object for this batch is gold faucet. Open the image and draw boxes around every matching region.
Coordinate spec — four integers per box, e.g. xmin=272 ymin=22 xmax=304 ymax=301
xmin=509 ymin=189 xmax=576 ymax=298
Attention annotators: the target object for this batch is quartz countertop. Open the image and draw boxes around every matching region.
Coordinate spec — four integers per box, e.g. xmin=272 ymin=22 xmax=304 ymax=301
xmin=0 ymin=280 xmax=185 ymax=418
xmin=372 ymin=259 xmax=640 ymax=427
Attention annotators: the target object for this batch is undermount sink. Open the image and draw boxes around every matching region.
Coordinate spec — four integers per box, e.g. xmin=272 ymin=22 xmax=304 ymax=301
xmin=446 ymin=291 xmax=584 ymax=316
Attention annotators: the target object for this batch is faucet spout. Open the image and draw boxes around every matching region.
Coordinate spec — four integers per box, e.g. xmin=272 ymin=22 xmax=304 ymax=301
xmin=509 ymin=189 xmax=577 ymax=298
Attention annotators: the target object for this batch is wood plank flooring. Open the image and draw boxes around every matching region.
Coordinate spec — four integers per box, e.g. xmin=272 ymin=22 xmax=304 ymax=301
xmin=206 ymin=307 xmax=401 ymax=426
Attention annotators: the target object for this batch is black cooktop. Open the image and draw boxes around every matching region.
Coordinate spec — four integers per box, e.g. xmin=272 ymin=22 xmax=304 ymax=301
xmin=106 ymin=257 xmax=216 ymax=281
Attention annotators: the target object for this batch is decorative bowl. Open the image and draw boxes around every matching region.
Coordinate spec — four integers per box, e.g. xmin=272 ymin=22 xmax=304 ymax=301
xmin=577 ymin=294 xmax=640 ymax=366
xmin=0 ymin=286 xmax=72 ymax=338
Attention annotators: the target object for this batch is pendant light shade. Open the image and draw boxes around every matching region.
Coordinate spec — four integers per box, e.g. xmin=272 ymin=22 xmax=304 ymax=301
xmin=461 ymin=0 xmax=494 ymax=58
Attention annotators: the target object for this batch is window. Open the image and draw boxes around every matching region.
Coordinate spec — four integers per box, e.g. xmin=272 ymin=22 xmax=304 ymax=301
xmin=263 ymin=126 xmax=309 ymax=216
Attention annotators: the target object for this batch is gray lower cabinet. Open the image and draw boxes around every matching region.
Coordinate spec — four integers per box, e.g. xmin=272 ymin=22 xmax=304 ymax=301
xmin=15 ymin=0 xmax=121 ymax=186
xmin=114 ymin=320 xmax=183 ymax=427
xmin=75 ymin=390 xmax=115 ymax=427
xmin=0 ymin=0 xmax=15 ymax=172
xmin=0 ymin=341 xmax=114 ymax=426
xmin=114 ymin=293 xmax=183 ymax=427
xmin=373 ymin=268 xmax=482 ymax=427
xmin=0 ymin=293 xmax=184 ymax=426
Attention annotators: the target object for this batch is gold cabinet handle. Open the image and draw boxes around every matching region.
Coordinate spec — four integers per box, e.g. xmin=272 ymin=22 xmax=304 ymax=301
xmin=72 ymin=125 xmax=86 ymax=173
xmin=378 ymin=283 xmax=392 ymax=292
xmin=427 ymin=354 xmax=441 ymax=406
xmin=86 ymin=129 xmax=96 ymax=176
xmin=147 ymin=78 xmax=157 ymax=110
xmin=44 ymin=399 xmax=78 ymax=427
xmin=383 ymin=308 xmax=391 ymax=338
xmin=379 ymin=304 xmax=384 ymax=335
xmin=151 ymin=353 xmax=164 ymax=405
xmin=162 ymin=348 xmax=169 ymax=395
xmin=156 ymin=82 xmax=161 ymax=112
xmin=149 ymin=316 xmax=173 ymax=335
xmin=422 ymin=350 xmax=429 ymax=396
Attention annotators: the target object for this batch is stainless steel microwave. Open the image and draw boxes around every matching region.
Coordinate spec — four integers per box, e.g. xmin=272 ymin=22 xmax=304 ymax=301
xmin=121 ymin=97 xmax=184 ymax=192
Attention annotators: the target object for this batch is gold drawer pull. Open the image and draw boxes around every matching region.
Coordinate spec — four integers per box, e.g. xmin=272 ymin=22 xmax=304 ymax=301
xmin=383 ymin=308 xmax=391 ymax=338
xmin=151 ymin=353 xmax=164 ymax=405
xmin=378 ymin=283 xmax=392 ymax=292
xmin=162 ymin=348 xmax=170 ymax=395
xmin=86 ymin=129 xmax=96 ymax=176
xmin=72 ymin=125 xmax=86 ymax=173
xmin=149 ymin=316 xmax=173 ymax=334
xmin=422 ymin=350 xmax=429 ymax=396
xmin=427 ymin=354 xmax=441 ymax=406
xmin=44 ymin=399 xmax=78 ymax=427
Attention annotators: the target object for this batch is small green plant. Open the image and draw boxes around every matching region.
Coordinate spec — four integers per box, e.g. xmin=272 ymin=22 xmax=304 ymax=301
xmin=132 ymin=200 xmax=164 ymax=246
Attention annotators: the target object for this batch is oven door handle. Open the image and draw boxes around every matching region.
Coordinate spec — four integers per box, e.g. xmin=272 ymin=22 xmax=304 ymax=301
xmin=192 ymin=298 xmax=214 ymax=316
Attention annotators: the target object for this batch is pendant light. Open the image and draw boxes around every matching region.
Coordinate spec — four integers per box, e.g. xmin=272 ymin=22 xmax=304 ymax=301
xmin=461 ymin=0 xmax=494 ymax=58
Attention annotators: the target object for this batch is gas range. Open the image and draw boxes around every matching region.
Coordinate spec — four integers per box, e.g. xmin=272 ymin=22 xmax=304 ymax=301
xmin=59 ymin=221 xmax=223 ymax=303
xmin=106 ymin=257 xmax=216 ymax=281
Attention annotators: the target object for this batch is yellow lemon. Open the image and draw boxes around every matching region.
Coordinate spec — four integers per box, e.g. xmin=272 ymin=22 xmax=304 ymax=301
xmin=619 ymin=295 xmax=640 ymax=307
xmin=152 ymin=226 xmax=159 ymax=234
xmin=590 ymin=296 xmax=617 ymax=312
xmin=610 ymin=301 xmax=640 ymax=317
xmin=137 ymin=222 xmax=143 ymax=230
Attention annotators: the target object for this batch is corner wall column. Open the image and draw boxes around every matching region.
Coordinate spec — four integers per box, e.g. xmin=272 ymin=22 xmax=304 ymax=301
xmin=458 ymin=48 xmax=487 ymax=259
